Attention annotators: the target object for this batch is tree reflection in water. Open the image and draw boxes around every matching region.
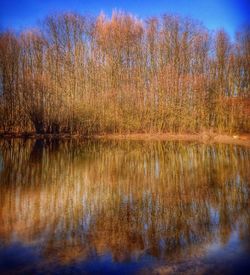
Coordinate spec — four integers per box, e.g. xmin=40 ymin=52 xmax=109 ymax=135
xmin=0 ymin=139 xmax=249 ymax=274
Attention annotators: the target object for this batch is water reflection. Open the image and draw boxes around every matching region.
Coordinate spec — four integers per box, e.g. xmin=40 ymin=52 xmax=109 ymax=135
xmin=0 ymin=139 xmax=249 ymax=274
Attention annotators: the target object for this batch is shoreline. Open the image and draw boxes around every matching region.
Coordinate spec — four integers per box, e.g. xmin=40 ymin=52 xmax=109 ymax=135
xmin=95 ymin=133 xmax=250 ymax=147
xmin=0 ymin=132 xmax=250 ymax=147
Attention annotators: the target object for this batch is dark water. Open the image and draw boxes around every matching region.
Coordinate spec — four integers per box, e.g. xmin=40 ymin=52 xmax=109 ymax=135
xmin=0 ymin=139 xmax=249 ymax=275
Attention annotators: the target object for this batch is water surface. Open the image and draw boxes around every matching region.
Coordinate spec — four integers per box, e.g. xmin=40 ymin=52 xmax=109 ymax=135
xmin=0 ymin=139 xmax=249 ymax=274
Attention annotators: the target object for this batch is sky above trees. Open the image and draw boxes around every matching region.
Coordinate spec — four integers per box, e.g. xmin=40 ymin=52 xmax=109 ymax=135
xmin=0 ymin=0 xmax=249 ymax=37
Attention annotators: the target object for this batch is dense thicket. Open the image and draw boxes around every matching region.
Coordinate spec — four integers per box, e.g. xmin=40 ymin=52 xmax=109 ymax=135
xmin=0 ymin=12 xmax=249 ymax=135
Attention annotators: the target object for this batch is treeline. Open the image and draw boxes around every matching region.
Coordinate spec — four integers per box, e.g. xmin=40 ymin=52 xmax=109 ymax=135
xmin=0 ymin=11 xmax=249 ymax=135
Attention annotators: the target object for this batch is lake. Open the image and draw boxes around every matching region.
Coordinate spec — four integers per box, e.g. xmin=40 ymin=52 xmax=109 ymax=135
xmin=0 ymin=139 xmax=249 ymax=274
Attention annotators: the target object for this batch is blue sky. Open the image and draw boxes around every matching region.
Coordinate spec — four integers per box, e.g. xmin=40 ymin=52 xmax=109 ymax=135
xmin=0 ymin=0 xmax=249 ymax=36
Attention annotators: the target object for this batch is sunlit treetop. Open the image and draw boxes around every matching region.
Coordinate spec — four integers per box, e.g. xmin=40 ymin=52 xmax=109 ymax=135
xmin=0 ymin=0 xmax=249 ymax=37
